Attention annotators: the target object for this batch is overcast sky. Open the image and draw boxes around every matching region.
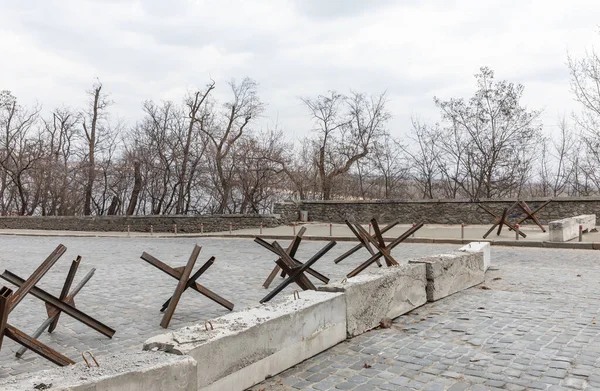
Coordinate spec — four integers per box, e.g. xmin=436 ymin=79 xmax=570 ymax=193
xmin=0 ymin=0 xmax=599 ymax=140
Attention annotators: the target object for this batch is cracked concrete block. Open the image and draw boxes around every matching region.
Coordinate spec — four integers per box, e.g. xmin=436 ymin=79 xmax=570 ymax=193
xmin=458 ymin=241 xmax=491 ymax=271
xmin=409 ymin=251 xmax=484 ymax=302
xmin=549 ymin=214 xmax=596 ymax=242
xmin=319 ymin=263 xmax=427 ymax=337
xmin=143 ymin=290 xmax=346 ymax=391
xmin=0 ymin=352 xmax=198 ymax=391
xmin=549 ymin=217 xmax=578 ymax=242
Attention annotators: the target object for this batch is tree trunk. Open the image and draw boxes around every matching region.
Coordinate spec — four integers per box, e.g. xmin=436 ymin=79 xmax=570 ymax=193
xmin=107 ymin=195 xmax=119 ymax=215
xmin=126 ymin=161 xmax=142 ymax=215
xmin=322 ymin=179 xmax=332 ymax=200
xmin=83 ymin=85 xmax=101 ymax=215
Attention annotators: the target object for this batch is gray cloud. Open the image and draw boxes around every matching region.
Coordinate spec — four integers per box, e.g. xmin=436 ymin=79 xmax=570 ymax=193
xmin=291 ymin=0 xmax=396 ymax=19
xmin=0 ymin=0 xmax=598 ymax=138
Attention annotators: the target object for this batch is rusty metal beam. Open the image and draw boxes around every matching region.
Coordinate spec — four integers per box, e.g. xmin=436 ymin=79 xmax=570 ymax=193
xmin=261 ymin=227 xmax=306 ymax=288
xmin=260 ymin=241 xmax=336 ymax=304
xmin=347 ymin=223 xmax=423 ymax=278
xmin=356 ymin=221 xmax=398 ymax=266
xmin=1 ymin=286 xmax=74 ymax=366
xmin=8 ymin=244 xmax=66 ymax=313
xmin=16 ymin=268 xmax=95 ymax=358
xmin=0 ymin=271 xmax=115 ymax=338
xmin=514 ymin=200 xmax=550 ymax=232
xmin=334 ymin=219 xmax=399 ymax=264
xmin=160 ymin=245 xmax=200 ymax=328
xmin=140 ymin=252 xmax=234 ymax=311
xmin=255 ymin=237 xmax=329 ymax=285
xmin=0 ymin=286 xmax=11 ymax=351
xmin=344 ymin=221 xmax=383 ymax=268
xmin=275 ymin=243 xmax=315 ymax=290
xmin=48 ymin=257 xmax=80 ymax=333
xmin=480 ymin=202 xmax=526 ymax=239
xmin=160 ymin=257 xmax=215 ymax=312
xmin=496 ymin=207 xmax=509 ymax=236
xmin=5 ymin=324 xmax=74 ymax=366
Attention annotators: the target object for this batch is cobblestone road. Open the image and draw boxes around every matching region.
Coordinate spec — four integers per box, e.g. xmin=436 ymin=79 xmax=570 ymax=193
xmin=0 ymin=235 xmax=457 ymax=378
xmin=251 ymin=247 xmax=600 ymax=391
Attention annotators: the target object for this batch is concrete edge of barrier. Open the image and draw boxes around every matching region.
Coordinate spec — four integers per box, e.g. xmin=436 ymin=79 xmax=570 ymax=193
xmin=458 ymin=242 xmax=491 ymax=271
xmin=548 ymin=214 xmax=596 ymax=242
xmin=409 ymin=251 xmax=485 ymax=302
xmin=216 ymin=235 xmax=600 ymax=251
xmin=319 ymin=263 xmax=427 ymax=338
xmin=542 ymin=241 xmax=595 ymax=249
xmin=0 ymin=352 xmax=198 ymax=391
xmin=143 ymin=290 xmax=346 ymax=391
xmin=3 ymin=230 xmax=600 ymax=251
xmin=492 ymin=240 xmax=544 ymax=248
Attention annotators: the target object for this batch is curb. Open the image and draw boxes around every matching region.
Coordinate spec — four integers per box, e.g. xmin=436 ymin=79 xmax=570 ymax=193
xmin=204 ymin=234 xmax=600 ymax=250
xmin=0 ymin=231 xmax=598 ymax=250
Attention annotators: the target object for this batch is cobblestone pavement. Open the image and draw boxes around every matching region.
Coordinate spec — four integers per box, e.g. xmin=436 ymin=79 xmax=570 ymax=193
xmin=251 ymin=247 xmax=600 ymax=391
xmin=0 ymin=235 xmax=457 ymax=378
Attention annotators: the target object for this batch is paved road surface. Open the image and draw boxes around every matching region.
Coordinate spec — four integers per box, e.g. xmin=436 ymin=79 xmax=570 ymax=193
xmin=251 ymin=246 xmax=600 ymax=390
xmin=0 ymin=235 xmax=456 ymax=378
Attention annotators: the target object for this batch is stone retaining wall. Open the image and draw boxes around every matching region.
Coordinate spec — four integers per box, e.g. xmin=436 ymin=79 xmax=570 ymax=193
xmin=274 ymin=197 xmax=600 ymax=225
xmin=0 ymin=215 xmax=281 ymax=233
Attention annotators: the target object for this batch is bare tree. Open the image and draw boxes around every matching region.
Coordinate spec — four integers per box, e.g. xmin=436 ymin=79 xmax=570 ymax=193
xmin=303 ymin=90 xmax=389 ymax=200
xmin=133 ymin=100 xmax=180 ymax=214
xmin=81 ymin=81 xmax=111 ymax=215
xmin=538 ymin=117 xmax=577 ymax=196
xmin=568 ymin=38 xmax=600 ymax=192
xmin=370 ymin=134 xmax=410 ymax=199
xmin=433 ymin=67 xmax=542 ymax=199
xmin=568 ymin=46 xmax=600 ymax=129
xmin=0 ymin=91 xmax=44 ymax=215
xmin=233 ymin=129 xmax=288 ymax=213
xmin=39 ymin=107 xmax=80 ymax=215
xmin=92 ymin=123 xmax=121 ymax=215
xmin=403 ymin=118 xmax=440 ymax=199
xmin=283 ymin=137 xmax=320 ymax=200
xmin=176 ymin=82 xmax=215 ymax=214
xmin=200 ymin=78 xmax=264 ymax=213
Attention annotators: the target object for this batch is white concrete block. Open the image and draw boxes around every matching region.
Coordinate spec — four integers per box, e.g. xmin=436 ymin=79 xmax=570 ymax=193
xmin=144 ymin=290 xmax=346 ymax=391
xmin=0 ymin=352 xmax=198 ymax=391
xmin=549 ymin=214 xmax=596 ymax=242
xmin=575 ymin=214 xmax=596 ymax=232
xmin=409 ymin=251 xmax=485 ymax=302
xmin=319 ymin=263 xmax=426 ymax=337
xmin=549 ymin=217 xmax=577 ymax=242
xmin=458 ymin=242 xmax=491 ymax=271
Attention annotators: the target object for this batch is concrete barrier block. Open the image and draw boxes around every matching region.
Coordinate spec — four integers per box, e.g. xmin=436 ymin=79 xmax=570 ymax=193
xmin=458 ymin=241 xmax=491 ymax=271
xmin=144 ymin=290 xmax=346 ymax=391
xmin=0 ymin=352 xmax=198 ymax=391
xmin=410 ymin=251 xmax=484 ymax=302
xmin=319 ymin=263 xmax=427 ymax=337
xmin=549 ymin=217 xmax=577 ymax=242
xmin=575 ymin=214 xmax=596 ymax=231
xmin=549 ymin=214 xmax=596 ymax=242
